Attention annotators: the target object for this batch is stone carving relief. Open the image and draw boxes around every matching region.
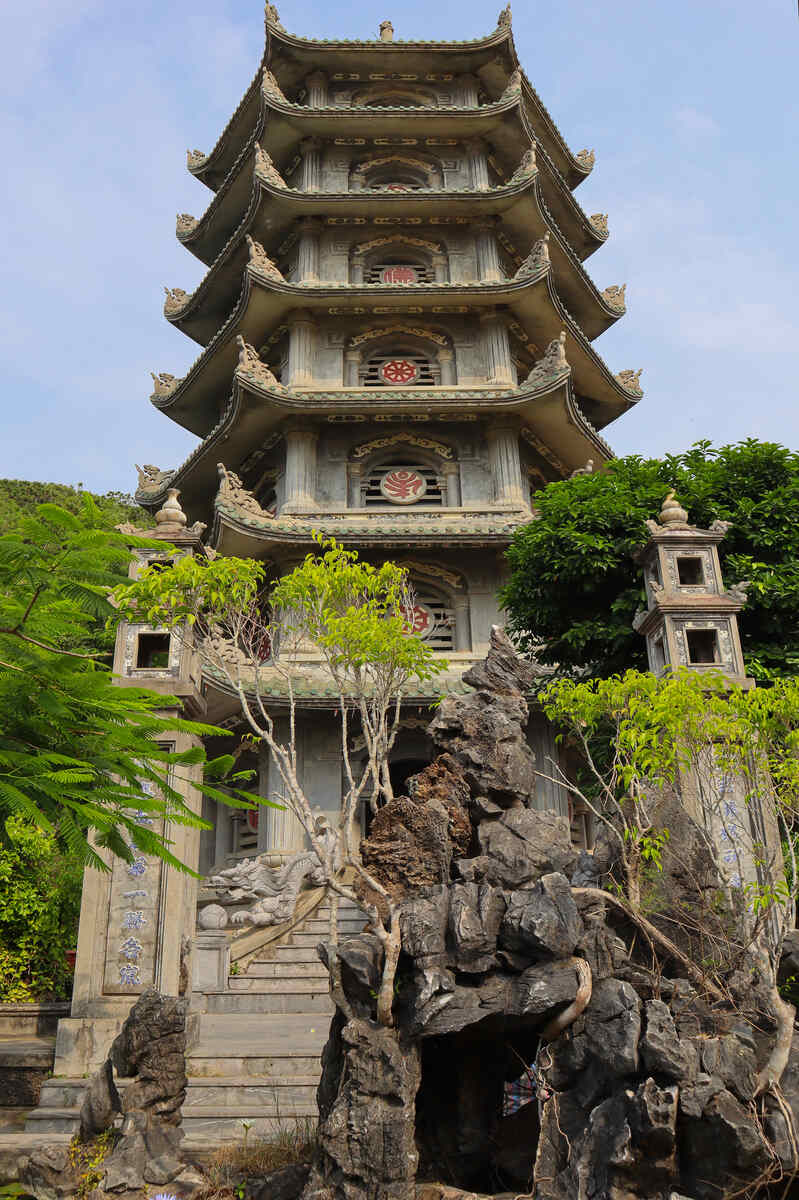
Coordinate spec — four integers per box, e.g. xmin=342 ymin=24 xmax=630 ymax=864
xmin=217 ymin=461 xmax=276 ymax=520
xmin=509 ymin=146 xmax=536 ymax=184
xmin=205 ymin=816 xmax=339 ymax=927
xmin=601 ymin=284 xmax=626 ymax=310
xmin=353 ymin=233 xmax=442 ymax=256
xmin=590 ymin=212 xmax=609 ymax=236
xmin=523 ymin=331 xmax=569 ymax=386
xmin=235 ymin=334 xmax=285 ymax=390
xmin=254 ymin=144 xmax=287 ymax=188
xmin=576 ymin=148 xmax=595 ymax=170
xmin=163 ymin=286 xmax=190 ymax=315
xmin=149 ymin=372 xmax=181 ymax=398
xmin=176 ymin=213 xmax=198 ymax=236
xmin=245 ymin=234 xmax=285 ymax=281
xmin=616 ymin=368 xmax=644 ymax=394
xmin=135 ymin=464 xmax=175 ymax=493
xmin=350 ymin=324 xmax=448 ymax=348
xmin=262 ymin=68 xmax=288 ymax=103
xmin=514 ymin=233 xmax=550 ymax=279
xmin=351 ymin=432 xmax=453 ymax=460
xmin=186 ymin=148 xmax=206 ymax=170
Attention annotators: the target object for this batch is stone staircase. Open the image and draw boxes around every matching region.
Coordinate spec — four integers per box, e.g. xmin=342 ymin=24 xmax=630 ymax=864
xmin=26 ymin=894 xmax=366 ymax=1140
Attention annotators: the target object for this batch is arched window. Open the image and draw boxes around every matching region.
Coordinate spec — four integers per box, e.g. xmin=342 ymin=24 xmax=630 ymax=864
xmin=362 ymin=456 xmax=444 ymax=507
xmin=350 ymin=155 xmax=443 ymax=193
xmin=346 ymin=328 xmax=455 ymax=388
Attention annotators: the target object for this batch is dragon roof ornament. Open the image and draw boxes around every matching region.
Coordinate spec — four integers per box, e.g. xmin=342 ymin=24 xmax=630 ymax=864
xmin=164 ymin=286 xmax=191 ymax=316
xmin=616 ymin=368 xmax=643 ymax=396
xmin=262 ymin=68 xmax=288 ymax=103
xmin=523 ymin=331 xmax=569 ymax=387
xmin=601 ymin=284 xmax=626 ymax=311
xmin=235 ymin=334 xmax=286 ymax=391
xmin=254 ymin=145 xmax=287 ymax=189
xmin=589 ymin=213 xmax=609 ymax=237
xmin=265 ymin=2 xmax=284 ymax=29
xmin=509 ymin=146 xmax=536 ymax=184
xmin=150 ymin=372 xmax=181 ymax=399
xmin=500 ymin=69 xmax=523 ymax=102
xmin=135 ymin=464 xmax=176 ymax=494
xmin=514 ymin=232 xmax=550 ymax=280
xmin=187 ymin=148 xmax=207 ymax=170
xmin=217 ymin=463 xmax=276 ymax=521
xmin=576 ymin=148 xmax=595 ymax=171
xmin=497 ymin=4 xmax=512 ymax=26
xmin=245 ymin=235 xmax=285 ymax=282
xmin=176 ymin=213 xmax=198 ymax=237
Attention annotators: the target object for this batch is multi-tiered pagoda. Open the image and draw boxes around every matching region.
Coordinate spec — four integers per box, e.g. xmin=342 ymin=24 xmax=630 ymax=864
xmin=32 ymin=5 xmax=644 ymax=1138
xmin=138 ymin=2 xmax=641 ymax=866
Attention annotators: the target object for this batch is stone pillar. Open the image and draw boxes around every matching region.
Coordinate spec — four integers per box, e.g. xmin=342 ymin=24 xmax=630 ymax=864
xmin=480 ymin=309 xmax=515 ymax=385
xmin=306 ymin=70 xmax=328 ymax=107
xmin=487 ymin=424 xmax=526 ymax=504
xmin=351 ymin=251 xmax=366 ymax=284
xmin=442 ymin=460 xmax=461 ymax=506
xmin=432 ymin=251 xmax=449 ymax=283
xmin=438 ymin=347 xmax=457 ymax=386
xmin=297 ymin=217 xmax=322 ymax=282
xmin=344 ymin=348 xmax=361 ymax=386
xmin=453 ymin=595 xmax=471 ymax=651
xmin=300 ymin=137 xmax=323 ymax=192
xmin=283 ymin=427 xmax=319 ymax=512
xmin=287 ymin=309 xmax=317 ymax=386
xmin=475 ymin=220 xmax=502 ymax=282
xmin=458 ymin=73 xmax=479 ymax=107
xmin=192 ymin=931 xmax=230 ymax=993
xmin=348 ymin=460 xmax=364 ymax=506
xmin=466 ymin=138 xmax=490 ymax=191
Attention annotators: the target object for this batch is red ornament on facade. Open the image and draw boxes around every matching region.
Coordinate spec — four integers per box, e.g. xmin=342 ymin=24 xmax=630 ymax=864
xmin=380 ymin=265 xmax=418 ymax=285
xmin=402 ymin=603 xmax=434 ymax=638
xmin=379 ymin=359 xmax=419 ymax=384
xmin=380 ymin=468 xmax=427 ymax=504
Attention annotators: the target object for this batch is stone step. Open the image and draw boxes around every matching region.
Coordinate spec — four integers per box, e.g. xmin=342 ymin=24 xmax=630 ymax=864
xmin=226 ymin=977 xmax=331 ymax=995
xmin=244 ymin=961 xmax=329 ymax=979
xmin=185 ymin=1077 xmax=318 ymax=1107
xmin=260 ymin=945 xmax=324 ymax=964
xmin=282 ymin=931 xmax=346 ymax=947
xmin=181 ymin=1109 xmax=317 ymax=1140
xmin=301 ymin=918 xmax=366 ymax=933
xmin=24 ymin=1106 xmax=79 ymax=1135
xmin=204 ymin=991 xmax=334 ymax=1015
xmin=188 ymin=1053 xmax=323 ymax=1078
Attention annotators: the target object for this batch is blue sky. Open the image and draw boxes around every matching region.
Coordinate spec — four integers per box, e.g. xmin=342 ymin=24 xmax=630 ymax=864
xmin=1 ymin=0 xmax=796 ymax=494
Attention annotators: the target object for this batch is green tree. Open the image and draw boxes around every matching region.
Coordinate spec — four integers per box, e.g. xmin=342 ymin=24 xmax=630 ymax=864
xmin=0 ymin=498 xmax=266 ymax=871
xmin=117 ymin=536 xmax=445 ymax=1026
xmin=540 ymin=667 xmax=799 ymax=1093
xmin=0 ymin=478 xmax=147 ymax=535
xmin=502 ymin=439 xmax=799 ymax=681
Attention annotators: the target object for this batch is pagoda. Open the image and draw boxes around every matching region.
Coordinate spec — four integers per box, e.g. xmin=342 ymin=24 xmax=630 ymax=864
xmin=31 ymin=4 xmax=644 ymax=1139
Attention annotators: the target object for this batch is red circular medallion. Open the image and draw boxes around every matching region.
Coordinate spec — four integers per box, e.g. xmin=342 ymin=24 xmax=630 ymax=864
xmin=379 ymin=359 xmax=419 ymax=385
xmin=380 ymin=469 xmax=427 ymax=504
xmin=381 ymin=265 xmax=418 ymax=285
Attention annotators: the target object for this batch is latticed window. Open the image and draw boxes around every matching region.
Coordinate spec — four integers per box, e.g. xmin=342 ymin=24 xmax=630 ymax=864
xmin=366 ymin=260 xmax=433 ymax=284
xmin=405 ymin=585 xmax=455 ymax=651
xmin=361 ymin=352 xmax=439 ymax=386
xmin=362 ymin=459 xmax=444 ymax=506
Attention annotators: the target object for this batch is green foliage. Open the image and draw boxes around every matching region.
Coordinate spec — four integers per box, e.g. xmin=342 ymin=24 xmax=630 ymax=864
xmin=502 ymin=439 xmax=799 ymax=681
xmin=0 ymin=499 xmax=269 ymax=871
xmin=0 ymin=816 xmax=82 ymax=1000
xmin=0 ymin=478 xmax=147 ymax=535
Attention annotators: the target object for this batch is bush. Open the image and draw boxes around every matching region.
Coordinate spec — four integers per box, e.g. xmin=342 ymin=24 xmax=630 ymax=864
xmin=0 ymin=817 xmax=83 ymax=1001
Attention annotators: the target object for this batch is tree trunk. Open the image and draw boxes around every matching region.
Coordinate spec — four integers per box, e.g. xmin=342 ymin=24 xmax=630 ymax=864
xmin=376 ymin=915 xmax=401 ymax=1027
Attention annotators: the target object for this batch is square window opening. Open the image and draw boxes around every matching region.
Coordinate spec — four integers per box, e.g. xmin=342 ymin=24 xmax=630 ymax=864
xmin=686 ymin=628 xmax=718 ymax=665
xmin=677 ymin=556 xmax=704 ymax=586
xmin=136 ymin=633 xmax=171 ymax=669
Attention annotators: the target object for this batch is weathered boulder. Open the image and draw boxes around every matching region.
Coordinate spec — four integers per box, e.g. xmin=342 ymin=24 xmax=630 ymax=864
xmin=679 ymin=1087 xmax=770 ymax=1199
xmin=460 ymin=807 xmax=577 ymax=889
xmin=583 ymin=978 xmax=641 ymax=1078
xmin=499 ymin=872 xmax=582 ymax=959
xmin=447 ymin=883 xmax=506 ymax=974
xmin=304 ymin=1017 xmax=421 ymax=1200
xmin=360 ymin=795 xmax=452 ymax=897
xmin=640 ymin=999 xmax=697 ymax=1082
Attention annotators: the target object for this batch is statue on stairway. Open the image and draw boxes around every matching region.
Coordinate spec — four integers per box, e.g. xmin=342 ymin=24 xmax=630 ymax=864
xmin=205 ymin=814 xmax=340 ymax=927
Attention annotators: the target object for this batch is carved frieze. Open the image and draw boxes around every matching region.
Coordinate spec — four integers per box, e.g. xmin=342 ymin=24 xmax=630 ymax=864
xmin=351 ymin=432 xmax=454 ymax=460
xmin=350 ymin=324 xmax=448 ymax=348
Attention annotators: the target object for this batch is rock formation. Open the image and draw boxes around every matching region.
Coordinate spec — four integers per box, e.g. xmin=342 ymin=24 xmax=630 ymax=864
xmin=303 ymin=627 xmax=799 ymax=1200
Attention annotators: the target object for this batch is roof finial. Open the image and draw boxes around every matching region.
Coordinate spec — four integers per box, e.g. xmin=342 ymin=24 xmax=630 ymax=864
xmin=379 ymin=19 xmax=394 ymax=41
xmin=154 ymin=488 xmax=188 ymax=535
xmin=658 ymin=491 xmax=689 ymax=529
xmin=497 ymin=4 xmax=512 ymax=26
